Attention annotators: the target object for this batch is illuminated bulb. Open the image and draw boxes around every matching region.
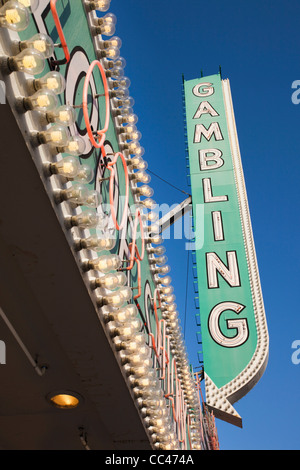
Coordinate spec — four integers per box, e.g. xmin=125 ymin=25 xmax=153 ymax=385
xmin=104 ymin=286 xmax=132 ymax=307
xmin=164 ymin=302 xmax=177 ymax=313
xmin=127 ymin=155 xmax=147 ymax=170
xmin=37 ymin=124 xmax=70 ymax=146
xmin=87 ymin=254 xmax=121 ymax=273
xmin=7 ymin=48 xmax=45 ymax=75
xmin=58 ymin=135 xmax=86 ymax=156
xmin=124 ymin=362 xmax=152 ymax=378
xmin=162 ymin=293 xmax=175 ymax=304
xmin=134 ymin=185 xmax=154 ymax=198
xmin=159 ymin=285 xmax=174 ymax=295
xmin=114 ymin=331 xmax=147 ymax=352
xmin=118 ymin=113 xmax=138 ymax=126
xmin=95 ymin=271 xmax=127 ymax=291
xmin=0 ymin=1 xmax=29 ymax=31
xmin=49 ymin=156 xmax=80 ymax=178
xmin=96 ymin=12 xmax=116 ymax=25
xmin=95 ymin=21 xmax=115 ymax=36
xmin=80 ymin=235 xmax=115 ymax=252
xmin=111 ymin=76 xmax=131 ymax=89
xmin=69 ymin=209 xmax=104 ymax=229
xmin=103 ymin=36 xmax=122 ymax=49
xmin=159 ymin=275 xmax=172 ymax=286
xmin=140 ymin=198 xmax=156 ymax=210
xmin=121 ymin=125 xmax=142 ymax=142
xmin=86 ymin=0 xmax=111 ymax=11
xmin=101 ymin=45 xmax=119 ymax=60
xmin=19 ymin=33 xmax=54 ymax=58
xmin=125 ymin=140 xmax=144 ymax=156
xmin=103 ymin=304 xmax=138 ymax=325
xmin=23 ymin=88 xmax=57 ymax=112
xmin=131 ymin=171 xmax=150 ymax=184
xmin=47 ymin=104 xmax=76 ymax=126
xmin=34 ymin=71 xmax=66 ymax=95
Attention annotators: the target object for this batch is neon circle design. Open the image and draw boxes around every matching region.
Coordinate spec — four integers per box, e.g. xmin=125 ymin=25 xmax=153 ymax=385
xmin=82 ymin=60 xmax=110 ymax=148
xmin=107 ymin=152 xmax=129 ymax=231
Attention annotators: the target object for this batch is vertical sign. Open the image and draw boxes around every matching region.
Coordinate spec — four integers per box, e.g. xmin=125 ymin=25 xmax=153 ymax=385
xmin=184 ymin=74 xmax=269 ymax=427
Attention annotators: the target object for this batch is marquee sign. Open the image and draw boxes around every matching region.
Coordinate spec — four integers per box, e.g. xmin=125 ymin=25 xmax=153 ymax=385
xmin=0 ymin=0 xmax=221 ymax=450
xmin=183 ymin=74 xmax=269 ymax=427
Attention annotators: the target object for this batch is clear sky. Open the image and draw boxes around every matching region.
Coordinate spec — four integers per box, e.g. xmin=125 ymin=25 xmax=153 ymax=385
xmin=107 ymin=0 xmax=300 ymax=450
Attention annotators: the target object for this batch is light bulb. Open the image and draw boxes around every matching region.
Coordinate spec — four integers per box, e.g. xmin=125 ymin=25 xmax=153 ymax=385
xmin=126 ymin=140 xmax=144 ymax=156
xmin=87 ymin=0 xmax=111 ymax=11
xmin=58 ymin=183 xmax=101 ymax=208
xmin=164 ymin=303 xmax=177 ymax=313
xmin=148 ymin=245 xmax=166 ymax=255
xmin=131 ymin=171 xmax=150 ymax=184
xmin=95 ymin=11 xmax=116 ymax=26
xmin=34 ymin=71 xmax=66 ymax=95
xmin=139 ymin=198 xmax=156 ymax=210
xmin=114 ymin=331 xmax=147 ymax=352
xmin=147 ymin=211 xmax=158 ymax=223
xmin=47 ymin=104 xmax=76 ymax=126
xmin=84 ymin=189 xmax=101 ymax=208
xmin=37 ymin=124 xmax=70 ymax=146
xmin=101 ymin=45 xmax=119 ymax=60
xmin=160 ymin=285 xmax=174 ymax=295
xmin=111 ymin=76 xmax=130 ymax=89
xmin=23 ymin=88 xmax=58 ymax=112
xmin=87 ymin=254 xmax=121 ymax=273
xmin=106 ymin=64 xmax=123 ymax=77
xmin=160 ymin=275 xmax=172 ymax=286
xmin=112 ymin=86 xmax=129 ymax=99
xmin=103 ymin=36 xmax=122 ymax=49
xmin=162 ymin=293 xmax=175 ymax=304
xmin=73 ymin=164 xmax=94 ymax=183
xmin=118 ymin=113 xmax=138 ymax=126
xmin=135 ymin=185 xmax=154 ymax=198
xmin=95 ymin=21 xmax=115 ymax=36
xmin=152 ymin=265 xmax=171 ymax=274
xmin=61 ymin=135 xmax=86 ymax=156
xmin=147 ymin=233 xmax=163 ymax=245
xmin=104 ymin=286 xmax=132 ymax=307
xmin=49 ymin=156 xmax=80 ymax=178
xmin=19 ymin=33 xmax=54 ymax=58
xmin=114 ymin=96 xmax=135 ymax=109
xmin=80 ymin=235 xmax=115 ymax=252
xmin=96 ymin=271 xmax=127 ymax=291
xmin=58 ymin=183 xmax=88 ymax=205
xmin=69 ymin=209 xmax=103 ymax=229
xmin=149 ymin=255 xmax=168 ymax=266
xmin=0 ymin=1 xmax=29 ymax=31
xmin=124 ymin=362 xmax=152 ymax=378
xmin=8 ymin=48 xmax=45 ymax=75
xmin=121 ymin=126 xmax=142 ymax=142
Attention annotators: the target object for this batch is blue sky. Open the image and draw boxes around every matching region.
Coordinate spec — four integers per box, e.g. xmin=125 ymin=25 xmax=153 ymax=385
xmin=107 ymin=0 xmax=300 ymax=450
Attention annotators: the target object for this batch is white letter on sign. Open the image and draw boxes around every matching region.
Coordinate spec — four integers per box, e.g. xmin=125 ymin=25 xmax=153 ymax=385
xmin=208 ymin=302 xmax=248 ymax=347
xmin=206 ymin=251 xmax=240 ymax=288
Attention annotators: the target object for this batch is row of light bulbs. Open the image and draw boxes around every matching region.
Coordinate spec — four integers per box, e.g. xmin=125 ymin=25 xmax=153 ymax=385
xmin=86 ymin=2 xmax=203 ymax=450
xmin=0 ymin=0 xmax=202 ymax=450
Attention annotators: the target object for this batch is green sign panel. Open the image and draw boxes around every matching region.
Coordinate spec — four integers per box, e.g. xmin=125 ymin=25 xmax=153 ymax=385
xmin=183 ymin=74 xmax=269 ymax=427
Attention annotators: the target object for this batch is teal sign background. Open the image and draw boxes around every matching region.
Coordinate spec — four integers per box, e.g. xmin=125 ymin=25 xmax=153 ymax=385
xmin=184 ymin=74 xmax=267 ymax=423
